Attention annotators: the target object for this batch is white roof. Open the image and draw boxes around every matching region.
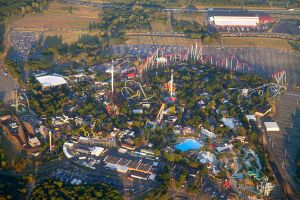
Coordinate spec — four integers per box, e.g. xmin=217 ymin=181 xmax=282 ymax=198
xmin=216 ymin=143 xmax=233 ymax=152
xmin=63 ymin=144 xmax=73 ymax=159
xmin=245 ymin=115 xmax=256 ymax=121
xmin=212 ymin=16 xmax=259 ymax=26
xmin=148 ymin=174 xmax=156 ymax=181
xmin=201 ymin=128 xmax=216 ymax=139
xmin=28 ymin=137 xmax=40 ymax=144
xmin=91 ymin=146 xmax=105 ymax=156
xmin=221 ymin=118 xmax=240 ymax=129
xmin=264 ymin=122 xmax=280 ymax=132
xmin=199 ymin=151 xmax=216 ymax=163
xmin=36 ymin=75 xmax=67 ymax=87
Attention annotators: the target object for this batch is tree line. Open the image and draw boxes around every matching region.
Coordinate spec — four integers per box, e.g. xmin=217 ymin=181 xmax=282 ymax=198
xmin=0 ymin=0 xmax=51 ymax=53
xmin=30 ymin=179 xmax=123 ymax=200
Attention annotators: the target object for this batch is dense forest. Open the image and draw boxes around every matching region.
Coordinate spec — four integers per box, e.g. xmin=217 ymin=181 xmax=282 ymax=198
xmin=30 ymin=179 xmax=123 ymax=200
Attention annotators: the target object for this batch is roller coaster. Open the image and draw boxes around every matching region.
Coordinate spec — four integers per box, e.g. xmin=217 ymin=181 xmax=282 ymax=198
xmin=137 ymin=44 xmax=254 ymax=74
xmin=11 ymin=89 xmax=30 ymax=113
xmin=225 ymin=69 xmax=287 ymax=101
xmin=121 ymin=80 xmax=159 ymax=104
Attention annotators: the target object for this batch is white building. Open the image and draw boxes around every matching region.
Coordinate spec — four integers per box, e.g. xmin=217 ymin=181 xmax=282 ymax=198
xmin=28 ymin=137 xmax=41 ymax=147
xmin=201 ymin=128 xmax=216 ymax=139
xmin=63 ymin=143 xmax=73 ymax=159
xmin=198 ymin=151 xmax=216 ymax=164
xmin=264 ymin=122 xmax=280 ymax=132
xmin=36 ymin=75 xmax=67 ymax=90
xmin=209 ymin=16 xmax=259 ymax=27
xmin=245 ymin=115 xmax=256 ymax=121
xmin=216 ymin=143 xmax=233 ymax=153
xmin=105 ymin=163 xmax=128 ymax=173
xmin=90 ymin=146 xmax=105 ymax=156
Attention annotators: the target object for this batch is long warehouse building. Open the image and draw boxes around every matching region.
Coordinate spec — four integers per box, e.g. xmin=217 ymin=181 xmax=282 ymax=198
xmin=209 ymin=16 xmax=260 ymax=27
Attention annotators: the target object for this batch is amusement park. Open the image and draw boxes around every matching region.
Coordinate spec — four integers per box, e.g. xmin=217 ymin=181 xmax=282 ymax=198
xmin=0 ymin=42 xmax=295 ymax=199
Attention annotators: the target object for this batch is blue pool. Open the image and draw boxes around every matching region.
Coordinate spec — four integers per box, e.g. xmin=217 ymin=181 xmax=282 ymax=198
xmin=175 ymin=139 xmax=202 ymax=152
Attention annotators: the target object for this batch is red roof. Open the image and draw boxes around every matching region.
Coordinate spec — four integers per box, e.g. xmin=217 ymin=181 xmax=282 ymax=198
xmin=259 ymin=15 xmax=274 ymax=23
xmin=127 ymin=73 xmax=135 ymax=78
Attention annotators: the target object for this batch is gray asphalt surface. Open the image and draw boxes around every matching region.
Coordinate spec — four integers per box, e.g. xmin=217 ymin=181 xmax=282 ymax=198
xmin=0 ymin=60 xmax=18 ymax=103
xmin=270 ymin=92 xmax=300 ymax=188
xmin=203 ymin=47 xmax=300 ymax=86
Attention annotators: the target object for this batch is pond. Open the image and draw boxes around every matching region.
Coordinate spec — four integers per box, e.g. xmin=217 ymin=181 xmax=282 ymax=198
xmin=175 ymin=139 xmax=202 ymax=152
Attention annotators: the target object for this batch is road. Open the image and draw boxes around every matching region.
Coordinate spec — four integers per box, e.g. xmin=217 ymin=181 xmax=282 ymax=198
xmin=61 ymin=0 xmax=300 ymax=15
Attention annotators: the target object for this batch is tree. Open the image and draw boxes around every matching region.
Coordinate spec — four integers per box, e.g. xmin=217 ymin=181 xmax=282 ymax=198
xmin=236 ymin=127 xmax=246 ymax=136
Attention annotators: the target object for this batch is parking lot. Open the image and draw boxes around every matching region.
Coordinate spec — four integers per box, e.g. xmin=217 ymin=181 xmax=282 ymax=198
xmin=209 ymin=24 xmax=269 ymax=34
xmin=41 ymin=161 xmax=156 ymax=198
xmin=272 ymin=19 xmax=300 ymax=35
xmin=0 ymin=61 xmax=17 ymax=103
xmin=268 ymin=92 xmax=300 ymax=188
xmin=9 ymin=30 xmax=36 ymax=62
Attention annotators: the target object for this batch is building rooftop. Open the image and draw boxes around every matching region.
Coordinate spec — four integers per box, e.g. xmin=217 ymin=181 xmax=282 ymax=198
xmin=36 ymin=75 xmax=67 ymax=88
xmin=91 ymin=146 xmax=105 ymax=156
xmin=103 ymin=155 xmax=152 ymax=173
xmin=264 ymin=122 xmax=280 ymax=132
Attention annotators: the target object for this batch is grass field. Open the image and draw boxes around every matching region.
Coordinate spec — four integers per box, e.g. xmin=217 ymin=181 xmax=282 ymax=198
xmin=150 ymin=21 xmax=170 ymax=32
xmin=125 ymin=35 xmax=199 ymax=46
xmin=4 ymin=2 xmax=102 ymax=46
xmin=173 ymin=12 xmax=205 ymax=25
xmin=44 ymin=30 xmax=100 ymax=44
xmin=125 ymin=35 xmax=293 ymax=50
xmin=13 ymin=2 xmax=100 ymax=30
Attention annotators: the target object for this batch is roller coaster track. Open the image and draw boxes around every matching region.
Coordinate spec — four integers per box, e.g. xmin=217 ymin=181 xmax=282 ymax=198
xmin=137 ymin=44 xmax=255 ymax=75
xmin=227 ymin=82 xmax=281 ymax=100
xmin=121 ymin=80 xmax=159 ymax=104
xmin=11 ymin=90 xmax=30 ymax=113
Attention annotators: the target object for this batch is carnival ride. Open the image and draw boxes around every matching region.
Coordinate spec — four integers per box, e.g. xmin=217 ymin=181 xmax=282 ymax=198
xmin=80 ymin=127 xmax=98 ymax=138
xmin=156 ymin=103 xmax=165 ymax=124
xmin=136 ymin=44 xmax=287 ymax=102
xmin=232 ymin=157 xmax=244 ymax=179
xmin=225 ymin=69 xmax=287 ymax=101
xmin=11 ymin=89 xmax=30 ymax=113
xmin=137 ymin=44 xmax=255 ymax=75
xmin=229 ymin=148 xmax=274 ymax=196
xmin=121 ymin=80 xmax=158 ymax=104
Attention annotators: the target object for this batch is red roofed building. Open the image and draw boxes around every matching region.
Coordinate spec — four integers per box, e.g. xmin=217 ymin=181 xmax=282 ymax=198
xmin=127 ymin=73 xmax=135 ymax=79
xmin=259 ymin=15 xmax=274 ymax=24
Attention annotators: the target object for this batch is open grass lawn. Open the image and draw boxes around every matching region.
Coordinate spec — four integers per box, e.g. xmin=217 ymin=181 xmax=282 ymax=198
xmin=173 ymin=13 xmax=206 ymax=25
xmin=12 ymin=2 xmax=100 ymax=30
xmin=44 ymin=30 xmax=100 ymax=44
xmin=125 ymin=35 xmax=293 ymax=50
xmin=6 ymin=2 xmax=102 ymax=44
xmin=125 ymin=35 xmax=199 ymax=46
xmin=150 ymin=21 xmax=170 ymax=32
xmin=47 ymin=2 xmax=100 ymax=19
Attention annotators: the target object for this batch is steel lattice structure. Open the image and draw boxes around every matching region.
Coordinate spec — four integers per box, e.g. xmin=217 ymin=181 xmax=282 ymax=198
xmin=137 ymin=44 xmax=254 ymax=74
xmin=121 ymin=80 xmax=158 ymax=104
